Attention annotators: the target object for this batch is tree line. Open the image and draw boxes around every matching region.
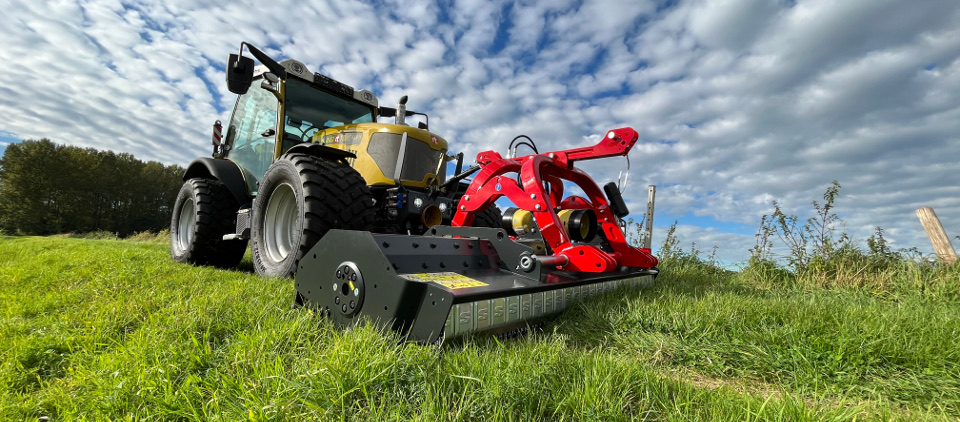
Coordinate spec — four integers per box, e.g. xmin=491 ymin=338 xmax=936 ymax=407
xmin=0 ymin=139 xmax=185 ymax=236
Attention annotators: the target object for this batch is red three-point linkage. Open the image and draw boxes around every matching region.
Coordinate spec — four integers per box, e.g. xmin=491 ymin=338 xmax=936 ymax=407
xmin=452 ymin=128 xmax=658 ymax=272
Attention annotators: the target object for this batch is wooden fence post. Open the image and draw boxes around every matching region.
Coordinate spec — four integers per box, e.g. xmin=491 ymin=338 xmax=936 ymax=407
xmin=916 ymin=206 xmax=957 ymax=265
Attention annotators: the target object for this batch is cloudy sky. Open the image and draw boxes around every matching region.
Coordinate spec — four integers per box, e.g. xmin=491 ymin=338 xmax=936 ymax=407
xmin=1 ymin=0 xmax=958 ymax=264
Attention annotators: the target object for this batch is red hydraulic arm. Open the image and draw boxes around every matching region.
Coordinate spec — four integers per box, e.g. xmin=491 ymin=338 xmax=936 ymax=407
xmin=452 ymin=127 xmax=658 ymax=272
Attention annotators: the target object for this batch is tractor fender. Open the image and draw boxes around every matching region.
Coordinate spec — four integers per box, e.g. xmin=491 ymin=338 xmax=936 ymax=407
xmin=285 ymin=143 xmax=356 ymax=164
xmin=182 ymin=158 xmax=251 ymax=207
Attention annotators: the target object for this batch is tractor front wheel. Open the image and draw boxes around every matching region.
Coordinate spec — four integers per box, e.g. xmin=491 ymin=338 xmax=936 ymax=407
xmin=251 ymin=153 xmax=374 ymax=278
xmin=170 ymin=178 xmax=247 ymax=268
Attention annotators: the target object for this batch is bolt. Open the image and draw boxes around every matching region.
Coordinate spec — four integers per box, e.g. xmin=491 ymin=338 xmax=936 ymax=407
xmin=530 ymin=193 xmax=537 ymax=199
xmin=354 ymin=288 xmax=360 ymax=296
xmin=335 ymin=297 xmax=340 ymax=305
xmin=607 ymin=132 xmax=615 ymax=139
xmin=341 ymin=304 xmax=347 ymax=313
xmin=333 ymin=283 xmax=338 ymax=291
xmin=535 ymin=204 xmax=542 ymax=210
xmin=460 ymin=205 xmax=466 ymax=211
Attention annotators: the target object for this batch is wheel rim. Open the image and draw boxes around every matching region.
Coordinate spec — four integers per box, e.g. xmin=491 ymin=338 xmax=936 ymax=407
xmin=263 ymin=183 xmax=299 ymax=263
xmin=177 ymin=198 xmax=196 ymax=250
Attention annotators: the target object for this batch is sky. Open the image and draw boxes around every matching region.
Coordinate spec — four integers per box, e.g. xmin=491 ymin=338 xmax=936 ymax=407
xmin=1 ymin=0 xmax=958 ymax=264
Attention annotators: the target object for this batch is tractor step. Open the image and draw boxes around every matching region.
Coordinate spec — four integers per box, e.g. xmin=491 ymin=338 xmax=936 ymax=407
xmin=295 ymin=227 xmax=657 ymax=344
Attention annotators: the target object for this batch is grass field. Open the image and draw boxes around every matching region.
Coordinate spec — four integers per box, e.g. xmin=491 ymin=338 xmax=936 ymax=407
xmin=2 ymin=235 xmax=959 ymax=421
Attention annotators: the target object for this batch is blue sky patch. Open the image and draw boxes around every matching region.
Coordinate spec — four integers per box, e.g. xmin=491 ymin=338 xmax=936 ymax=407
xmin=489 ymin=2 xmax=514 ymax=56
xmin=195 ymin=67 xmax=224 ymax=114
xmin=674 ymin=212 xmax=752 ymax=236
xmin=0 ymin=131 xmax=20 ymax=157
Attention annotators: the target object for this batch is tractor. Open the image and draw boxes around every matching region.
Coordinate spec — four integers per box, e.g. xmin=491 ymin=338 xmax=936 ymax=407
xmin=171 ymin=42 xmax=659 ymax=344
xmin=170 ymin=43 xmax=499 ymax=279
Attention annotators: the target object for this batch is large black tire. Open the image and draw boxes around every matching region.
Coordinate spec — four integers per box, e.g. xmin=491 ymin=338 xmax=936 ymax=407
xmin=471 ymin=204 xmax=503 ymax=228
xmin=445 ymin=192 xmax=504 ymax=228
xmin=170 ymin=178 xmax=248 ymax=268
xmin=251 ymin=153 xmax=374 ymax=278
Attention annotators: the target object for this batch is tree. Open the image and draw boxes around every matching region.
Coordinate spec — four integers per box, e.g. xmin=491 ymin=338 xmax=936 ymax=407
xmin=0 ymin=139 xmax=185 ymax=236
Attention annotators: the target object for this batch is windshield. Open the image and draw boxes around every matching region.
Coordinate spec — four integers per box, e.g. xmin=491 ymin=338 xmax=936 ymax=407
xmin=283 ymin=77 xmax=375 ymax=145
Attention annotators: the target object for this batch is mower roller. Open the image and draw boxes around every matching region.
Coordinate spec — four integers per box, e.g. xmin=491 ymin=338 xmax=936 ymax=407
xmin=295 ymin=128 xmax=659 ymax=343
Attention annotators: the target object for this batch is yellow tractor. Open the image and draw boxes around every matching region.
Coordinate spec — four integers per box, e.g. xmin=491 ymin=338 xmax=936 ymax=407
xmin=170 ymin=42 xmax=499 ymax=279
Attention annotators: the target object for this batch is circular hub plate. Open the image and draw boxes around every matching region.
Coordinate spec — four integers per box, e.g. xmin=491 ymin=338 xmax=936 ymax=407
xmin=332 ymin=261 xmax=364 ymax=316
xmin=177 ymin=198 xmax=196 ymax=250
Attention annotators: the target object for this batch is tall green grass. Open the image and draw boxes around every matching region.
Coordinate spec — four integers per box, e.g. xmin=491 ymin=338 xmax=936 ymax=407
xmin=559 ymin=259 xmax=960 ymax=415
xmin=1 ymin=235 xmax=958 ymax=420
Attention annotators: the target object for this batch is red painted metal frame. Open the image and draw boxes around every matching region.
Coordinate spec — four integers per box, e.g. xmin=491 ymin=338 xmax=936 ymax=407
xmin=451 ymin=127 xmax=658 ymax=272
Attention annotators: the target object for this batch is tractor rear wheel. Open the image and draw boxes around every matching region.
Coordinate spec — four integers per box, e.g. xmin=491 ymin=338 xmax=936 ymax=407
xmin=170 ymin=178 xmax=248 ymax=268
xmin=251 ymin=153 xmax=374 ymax=278
xmin=471 ymin=205 xmax=504 ymax=228
xmin=445 ymin=194 xmax=503 ymax=228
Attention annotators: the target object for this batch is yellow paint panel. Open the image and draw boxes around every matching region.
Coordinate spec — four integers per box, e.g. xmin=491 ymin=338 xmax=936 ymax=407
xmin=399 ymin=272 xmax=489 ymax=289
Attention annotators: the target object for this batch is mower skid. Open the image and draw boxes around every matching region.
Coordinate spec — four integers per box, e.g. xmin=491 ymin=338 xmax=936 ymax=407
xmin=295 ymin=228 xmax=657 ymax=344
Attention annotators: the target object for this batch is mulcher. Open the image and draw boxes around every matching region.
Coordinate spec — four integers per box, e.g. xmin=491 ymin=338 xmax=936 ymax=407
xmin=171 ymin=42 xmax=659 ymax=344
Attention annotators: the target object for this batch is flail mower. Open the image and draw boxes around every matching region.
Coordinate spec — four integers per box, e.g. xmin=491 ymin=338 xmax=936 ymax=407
xmin=295 ymin=128 xmax=658 ymax=344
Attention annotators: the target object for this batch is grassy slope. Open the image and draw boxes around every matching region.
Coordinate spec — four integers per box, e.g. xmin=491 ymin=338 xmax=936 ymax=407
xmin=1 ymin=236 xmax=958 ymax=421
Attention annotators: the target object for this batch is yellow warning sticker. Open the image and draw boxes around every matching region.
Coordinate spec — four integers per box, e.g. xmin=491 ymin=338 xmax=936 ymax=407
xmin=399 ymin=272 xmax=489 ymax=289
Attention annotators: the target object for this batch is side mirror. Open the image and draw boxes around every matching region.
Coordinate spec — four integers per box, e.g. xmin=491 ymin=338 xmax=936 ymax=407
xmin=226 ymin=54 xmax=254 ymax=95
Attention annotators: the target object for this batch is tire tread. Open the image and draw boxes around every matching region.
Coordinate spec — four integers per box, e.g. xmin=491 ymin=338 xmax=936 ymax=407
xmin=171 ymin=178 xmax=247 ymax=269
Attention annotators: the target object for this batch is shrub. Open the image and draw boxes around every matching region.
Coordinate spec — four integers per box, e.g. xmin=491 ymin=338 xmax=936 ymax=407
xmin=127 ymin=229 xmax=170 ymax=243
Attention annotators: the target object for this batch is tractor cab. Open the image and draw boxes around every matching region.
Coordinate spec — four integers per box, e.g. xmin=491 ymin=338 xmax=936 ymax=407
xmin=218 ymin=57 xmax=378 ymax=195
xmin=217 ymin=52 xmax=452 ymax=199
xmin=174 ymin=42 xmax=492 ymax=280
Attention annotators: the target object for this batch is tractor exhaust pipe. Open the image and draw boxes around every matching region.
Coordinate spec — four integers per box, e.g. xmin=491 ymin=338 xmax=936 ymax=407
xmin=395 ymin=95 xmax=408 ymax=126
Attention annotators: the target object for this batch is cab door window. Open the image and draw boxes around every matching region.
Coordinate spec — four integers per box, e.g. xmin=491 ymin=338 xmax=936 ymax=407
xmin=225 ymin=82 xmax=278 ymax=192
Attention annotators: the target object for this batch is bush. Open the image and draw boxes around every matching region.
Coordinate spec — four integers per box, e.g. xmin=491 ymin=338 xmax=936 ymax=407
xmin=631 ymin=180 xmax=958 ymax=300
xmin=740 ymin=181 xmax=959 ymax=299
xmin=127 ymin=229 xmax=170 ymax=243
xmin=77 ymin=230 xmax=119 ymax=240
